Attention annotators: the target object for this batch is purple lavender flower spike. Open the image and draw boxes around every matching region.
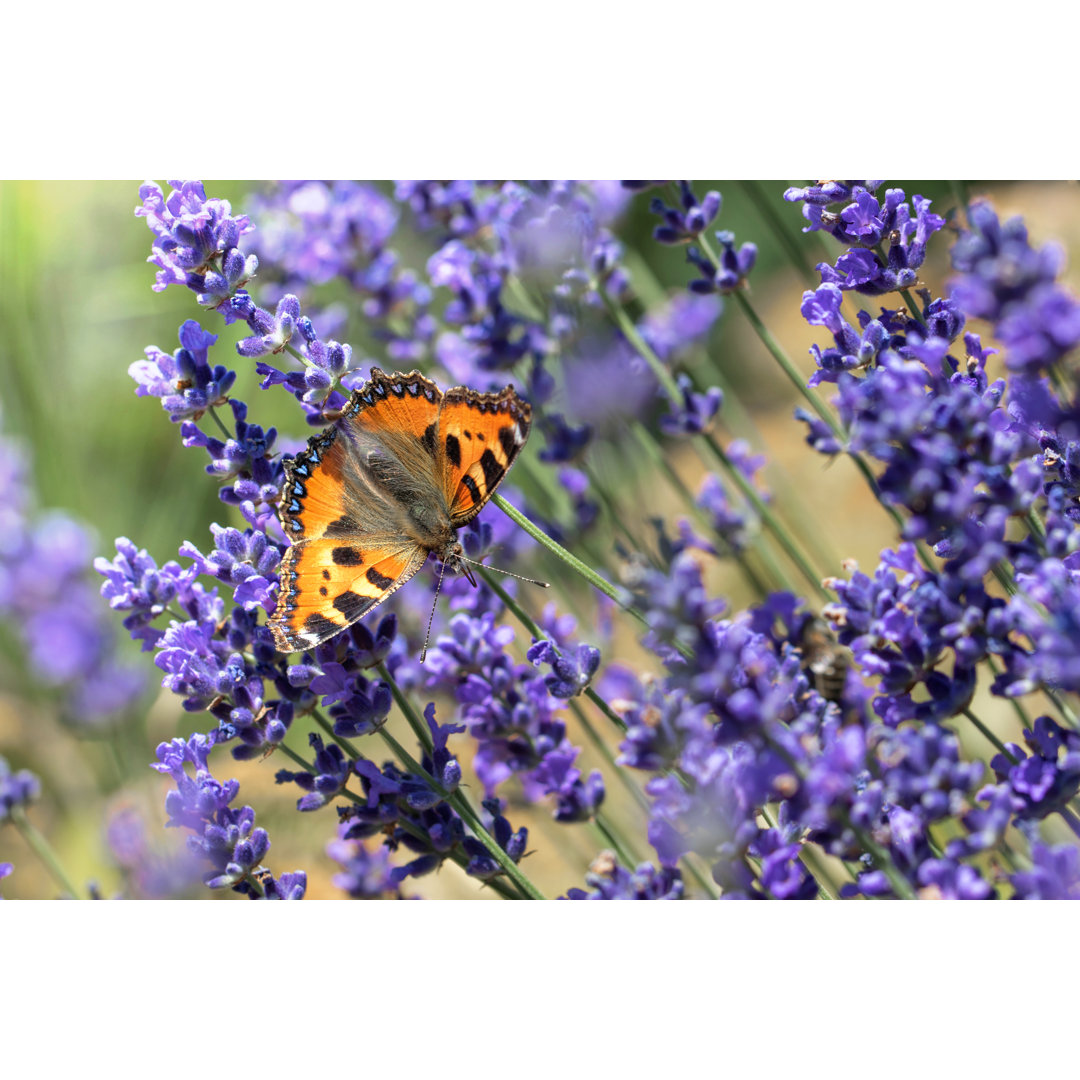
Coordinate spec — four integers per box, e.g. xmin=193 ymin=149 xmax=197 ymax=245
xmin=0 ymin=419 xmax=148 ymax=728
xmin=328 ymin=824 xmax=401 ymax=899
xmin=323 ymin=672 xmax=393 ymax=738
xmin=916 ymin=858 xmax=995 ymax=900
xmin=1011 ymin=843 xmax=1080 ymax=899
xmin=951 ymin=200 xmax=1080 ymax=376
xmin=422 ymin=703 xmax=465 ymax=795
xmin=753 ymin=829 xmax=818 ymax=900
xmin=527 ymin=639 xmax=601 ymax=698
xmin=462 ymin=798 xmax=528 ymax=880
xmin=527 ymin=745 xmax=605 ymax=823
xmin=686 ymin=233 xmax=757 ymax=295
xmin=105 ymin=803 xmax=208 ymax=899
xmin=152 ymin=733 xmax=302 ymax=897
xmin=237 ymin=294 xmax=301 ymax=357
xmin=260 ymin=870 xmax=308 ymax=899
xmin=276 ymin=732 xmax=353 ymax=811
xmin=0 ymin=757 xmax=41 ymax=820
xmin=179 ymin=524 xmax=281 ymax=612
xmin=649 ymin=182 xmax=722 ymax=245
xmin=539 ymin=413 xmax=593 ymax=462
xmin=989 ymin=716 xmax=1080 ymax=820
xmin=129 ymin=320 xmax=235 ymax=422
xmin=136 ymin=181 xmax=258 ymax=308
xmin=659 ymin=375 xmax=723 ymax=436
xmin=787 ymin=184 xmax=944 ymax=295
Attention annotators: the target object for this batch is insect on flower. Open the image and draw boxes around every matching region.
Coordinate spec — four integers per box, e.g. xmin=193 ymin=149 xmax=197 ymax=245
xmin=797 ymin=617 xmax=849 ymax=704
xmin=269 ymin=367 xmax=547 ymax=656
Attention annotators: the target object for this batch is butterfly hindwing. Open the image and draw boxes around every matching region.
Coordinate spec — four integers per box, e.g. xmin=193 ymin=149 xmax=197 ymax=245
xmin=271 ymin=540 xmax=427 ymax=652
xmin=441 ymin=385 xmax=531 ymax=526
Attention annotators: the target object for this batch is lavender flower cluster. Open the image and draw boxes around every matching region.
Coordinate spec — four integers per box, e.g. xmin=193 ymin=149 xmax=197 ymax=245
xmin=8 ymin=178 xmax=1075 ymax=900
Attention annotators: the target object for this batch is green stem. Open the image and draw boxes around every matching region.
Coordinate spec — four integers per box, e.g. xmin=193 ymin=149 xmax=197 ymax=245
xmin=1046 ymin=688 xmax=1080 ymax=730
xmin=623 ymin=238 xmax=842 ymax=581
xmin=961 ymin=708 xmax=1013 ymax=760
xmin=984 ymin=655 xmax=1035 ymax=729
xmin=10 ymin=808 xmax=80 ymax=899
xmin=492 ymin=493 xmax=680 ymax=649
xmin=207 ymin=405 xmax=234 ymax=440
xmin=580 ymin=460 xmax=664 ymax=571
xmin=737 ymin=180 xmax=823 ymax=285
xmin=629 ymin=422 xmax=772 ymax=599
xmin=728 ymin=279 xmax=840 ymax=431
xmin=1057 ymin=806 xmax=1080 ymax=841
xmin=703 ymin=432 xmax=830 ymax=601
xmin=592 ymin=816 xmax=636 ymax=869
xmin=848 ymin=815 xmax=918 ymax=899
xmin=599 ymin=288 xmax=683 ymax=402
xmin=949 ymin=181 xmax=972 ymax=224
xmin=605 ymin=275 xmax=838 ymax=600
xmin=377 ymin=662 xmax=434 ymax=754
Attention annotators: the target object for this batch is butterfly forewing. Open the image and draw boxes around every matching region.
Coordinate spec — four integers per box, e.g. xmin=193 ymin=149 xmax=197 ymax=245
xmin=442 ymin=385 xmax=531 ymax=526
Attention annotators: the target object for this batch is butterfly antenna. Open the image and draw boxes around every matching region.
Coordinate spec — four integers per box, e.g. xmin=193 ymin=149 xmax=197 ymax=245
xmin=421 ymin=557 xmax=451 ymax=664
xmin=455 ymin=554 xmax=550 ymax=589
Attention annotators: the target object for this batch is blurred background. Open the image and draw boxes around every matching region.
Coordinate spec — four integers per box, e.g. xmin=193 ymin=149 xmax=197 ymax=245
xmin=3 ymin=180 xmax=1078 ymax=898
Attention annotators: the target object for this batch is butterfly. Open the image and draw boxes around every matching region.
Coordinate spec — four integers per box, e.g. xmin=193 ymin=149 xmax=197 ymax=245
xmin=269 ymin=367 xmax=532 ymax=654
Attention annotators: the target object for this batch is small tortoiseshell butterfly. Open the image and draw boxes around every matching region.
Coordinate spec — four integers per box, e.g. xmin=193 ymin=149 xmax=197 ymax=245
xmin=269 ymin=367 xmax=531 ymax=653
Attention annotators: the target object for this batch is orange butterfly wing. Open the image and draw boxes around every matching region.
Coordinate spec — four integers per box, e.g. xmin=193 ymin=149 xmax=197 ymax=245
xmin=271 ymin=539 xmax=426 ymax=652
xmin=440 ymin=384 xmax=531 ymax=526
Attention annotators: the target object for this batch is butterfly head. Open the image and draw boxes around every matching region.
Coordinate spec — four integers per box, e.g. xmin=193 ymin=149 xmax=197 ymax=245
xmin=440 ymin=540 xmax=478 ymax=587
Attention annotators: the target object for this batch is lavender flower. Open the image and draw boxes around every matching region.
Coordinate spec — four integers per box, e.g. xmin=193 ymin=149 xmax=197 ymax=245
xmin=990 ymin=716 xmax=1080 ymax=820
xmin=136 ymin=181 xmax=258 ymax=308
xmin=951 ymin=201 xmax=1080 ymax=376
xmin=687 ymin=231 xmax=758 ymax=294
xmin=786 ymin=184 xmax=945 ymax=295
xmin=527 ymin=638 xmax=601 ymax=698
xmin=179 ymin=524 xmax=281 ymax=612
xmin=649 ymin=182 xmax=722 ymax=245
xmin=564 ymin=851 xmax=684 ymax=900
xmin=0 ymin=757 xmax=40 ymax=820
xmin=105 ymin=803 xmax=204 ymax=899
xmin=276 ymin=733 xmax=353 ymax=811
xmin=152 ymin=733 xmax=304 ymax=897
xmin=327 ymin=825 xmax=401 ymax=898
xmin=129 ymin=320 xmax=235 ymax=422
xmin=1011 ymin=843 xmax=1080 ymax=899
xmin=659 ymin=375 xmax=723 ymax=436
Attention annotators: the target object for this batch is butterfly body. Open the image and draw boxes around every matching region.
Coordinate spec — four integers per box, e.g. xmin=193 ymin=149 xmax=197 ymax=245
xmin=269 ymin=368 xmax=531 ymax=653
